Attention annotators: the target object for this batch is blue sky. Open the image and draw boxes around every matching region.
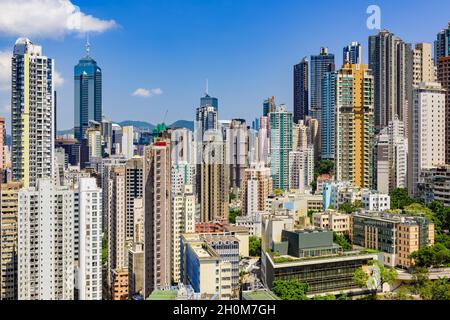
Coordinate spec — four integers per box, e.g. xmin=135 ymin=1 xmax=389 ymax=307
xmin=0 ymin=0 xmax=450 ymax=131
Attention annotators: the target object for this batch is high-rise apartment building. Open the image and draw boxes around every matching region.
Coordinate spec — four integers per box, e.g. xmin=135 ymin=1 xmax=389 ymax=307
xmin=18 ymin=179 xmax=74 ymax=300
xmin=413 ymin=43 xmax=437 ymax=86
xmin=241 ymin=163 xmax=273 ymax=216
xmin=0 ymin=117 xmax=5 ymax=171
xmin=369 ymin=30 xmax=413 ymax=132
xmin=76 ymin=178 xmax=102 ymax=300
xmin=0 ymin=182 xmax=21 ymax=300
xmin=125 ymin=157 xmax=143 ymax=240
xmin=289 ymin=146 xmax=314 ymax=192
xmin=335 ymin=63 xmax=375 ymax=189
xmin=293 ymin=58 xmax=309 ymax=123
xmin=74 ymin=46 xmax=102 ymax=142
xmin=105 ymin=166 xmax=128 ymax=299
xmin=122 ymin=126 xmax=135 ymax=159
xmin=310 ymin=47 xmax=335 ymax=129
xmin=171 ymin=185 xmax=196 ymax=284
xmin=11 ymin=38 xmax=55 ymax=188
xmin=200 ymin=131 xmax=229 ymax=222
xmin=171 ymin=128 xmax=195 ymax=195
xmin=321 ymin=71 xmax=337 ymax=160
xmin=343 ymin=42 xmax=362 ymax=64
xmin=226 ymin=119 xmax=248 ymax=189
xmin=269 ymin=105 xmax=293 ymax=190
xmin=143 ymin=140 xmax=172 ymax=297
xmin=438 ymin=56 xmax=450 ymax=164
xmin=409 ymin=82 xmax=446 ymax=196
xmin=376 ymin=117 xmax=407 ymax=194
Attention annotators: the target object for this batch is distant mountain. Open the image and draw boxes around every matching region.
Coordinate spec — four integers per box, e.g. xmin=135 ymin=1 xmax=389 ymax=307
xmin=118 ymin=120 xmax=154 ymax=131
xmin=168 ymin=120 xmax=194 ymax=131
xmin=56 ymin=120 xmax=194 ymax=136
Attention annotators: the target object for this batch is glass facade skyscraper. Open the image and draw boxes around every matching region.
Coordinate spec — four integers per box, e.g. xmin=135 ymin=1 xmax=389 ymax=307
xmin=321 ymin=71 xmax=336 ymax=160
xmin=310 ymin=47 xmax=335 ymax=124
xmin=293 ymin=57 xmax=309 ymax=123
xmin=200 ymin=94 xmax=218 ymax=111
xmin=74 ymin=52 xmax=102 ymax=142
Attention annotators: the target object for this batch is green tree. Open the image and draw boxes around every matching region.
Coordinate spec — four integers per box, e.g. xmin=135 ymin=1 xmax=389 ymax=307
xmin=271 ymin=279 xmax=309 ymax=300
xmin=249 ymin=236 xmax=261 ymax=257
xmin=430 ymin=278 xmax=450 ymax=300
xmin=410 ymin=243 xmax=450 ymax=268
xmin=333 ymin=232 xmax=352 ymax=251
xmin=352 ymin=267 xmax=369 ymax=287
xmin=390 ymin=188 xmax=415 ymax=210
xmin=274 ymin=189 xmax=284 ymax=196
xmin=228 ymin=208 xmax=241 ymax=224
xmin=229 ymin=192 xmax=237 ymax=202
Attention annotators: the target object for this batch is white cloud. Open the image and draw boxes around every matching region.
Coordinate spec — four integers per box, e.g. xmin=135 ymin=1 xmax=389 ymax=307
xmin=0 ymin=50 xmax=12 ymax=91
xmin=54 ymin=70 xmax=64 ymax=87
xmin=132 ymin=88 xmax=163 ymax=98
xmin=0 ymin=0 xmax=117 ymax=38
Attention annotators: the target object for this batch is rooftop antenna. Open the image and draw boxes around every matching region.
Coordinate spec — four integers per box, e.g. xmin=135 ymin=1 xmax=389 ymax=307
xmin=205 ymin=78 xmax=209 ymax=95
xmin=85 ymin=33 xmax=91 ymax=57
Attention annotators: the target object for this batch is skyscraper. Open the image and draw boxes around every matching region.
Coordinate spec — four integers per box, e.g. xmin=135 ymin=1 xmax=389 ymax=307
xmin=241 ymin=163 xmax=272 ymax=216
xmin=0 ymin=182 xmax=21 ymax=300
xmin=200 ymin=93 xmax=218 ymax=111
xmin=105 ymin=166 xmax=128 ymax=300
xmin=18 ymin=179 xmax=74 ymax=300
xmin=343 ymin=42 xmax=362 ymax=64
xmin=293 ymin=58 xmax=309 ymax=123
xmin=126 ymin=157 xmax=143 ymax=240
xmin=76 ymin=178 xmax=102 ymax=300
xmin=413 ymin=43 xmax=437 ymax=86
xmin=369 ymin=30 xmax=413 ymax=132
xmin=143 ymin=140 xmax=172 ymax=296
xmin=11 ymin=38 xmax=55 ymax=188
xmin=321 ymin=71 xmax=337 ymax=160
xmin=0 ymin=117 xmax=5 ymax=171
xmin=435 ymin=21 xmax=450 ymax=63
xmin=438 ymin=57 xmax=450 ymax=164
xmin=200 ymin=130 xmax=229 ymax=222
xmin=74 ymin=43 xmax=102 ymax=142
xmin=263 ymin=96 xmax=276 ymax=117
xmin=409 ymin=82 xmax=446 ymax=197
xmin=269 ymin=105 xmax=293 ymax=190
xmin=376 ymin=117 xmax=407 ymax=194
xmin=121 ymin=126 xmax=135 ymax=159
xmin=226 ymin=119 xmax=248 ymax=189
xmin=335 ymin=63 xmax=375 ymax=189
xmin=171 ymin=184 xmax=195 ymax=284
xmin=310 ymin=47 xmax=335 ymax=125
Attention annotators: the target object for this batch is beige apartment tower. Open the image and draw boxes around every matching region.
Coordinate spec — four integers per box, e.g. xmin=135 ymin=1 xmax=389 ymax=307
xmin=143 ymin=140 xmax=172 ymax=297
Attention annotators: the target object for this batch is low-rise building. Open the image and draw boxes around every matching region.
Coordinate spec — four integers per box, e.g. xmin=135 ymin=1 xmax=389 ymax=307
xmin=418 ymin=165 xmax=450 ymax=207
xmin=312 ymin=211 xmax=351 ymax=235
xmin=352 ymin=211 xmax=434 ymax=268
xmin=180 ymin=234 xmax=233 ymax=299
xmin=260 ymin=229 xmax=382 ymax=295
xmin=362 ymin=191 xmax=391 ymax=211
xmin=323 ymin=181 xmax=367 ymax=211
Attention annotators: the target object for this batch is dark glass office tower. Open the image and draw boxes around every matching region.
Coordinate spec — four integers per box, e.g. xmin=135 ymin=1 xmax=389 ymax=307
xmin=200 ymin=93 xmax=218 ymax=111
xmin=293 ymin=57 xmax=309 ymax=123
xmin=310 ymin=47 xmax=335 ymax=124
xmin=74 ymin=45 xmax=102 ymax=142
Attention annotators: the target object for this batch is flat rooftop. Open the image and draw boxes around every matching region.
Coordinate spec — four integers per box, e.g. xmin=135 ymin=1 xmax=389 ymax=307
xmin=242 ymin=289 xmax=280 ymax=300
